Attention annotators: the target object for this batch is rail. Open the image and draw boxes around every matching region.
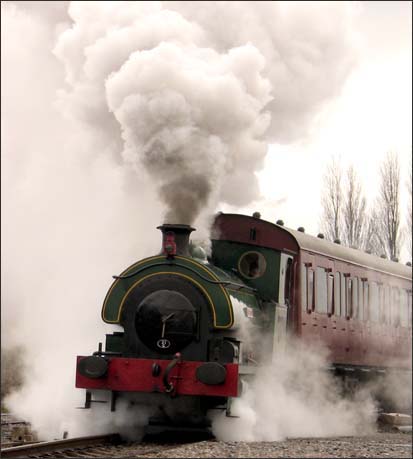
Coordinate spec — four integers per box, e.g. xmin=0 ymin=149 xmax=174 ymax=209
xmin=1 ymin=433 xmax=121 ymax=458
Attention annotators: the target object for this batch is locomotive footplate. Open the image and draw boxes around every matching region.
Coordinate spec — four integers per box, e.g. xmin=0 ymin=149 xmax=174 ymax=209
xmin=76 ymin=356 xmax=239 ymax=398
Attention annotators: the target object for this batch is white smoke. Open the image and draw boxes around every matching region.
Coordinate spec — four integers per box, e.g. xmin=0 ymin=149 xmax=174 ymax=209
xmin=210 ymin=305 xmax=377 ymax=441
xmin=59 ymin=393 xmax=157 ymax=441
xmin=105 ymin=42 xmax=271 ymax=223
xmin=2 ymin=0 xmax=361 ymax=440
xmin=2 ymin=1 xmax=162 ymax=439
xmin=52 ymin=0 xmax=358 ymax=223
xmin=211 ymin=299 xmax=411 ymax=441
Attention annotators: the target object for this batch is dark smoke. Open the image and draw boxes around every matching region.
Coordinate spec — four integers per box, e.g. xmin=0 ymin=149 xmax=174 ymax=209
xmin=161 ymin=174 xmax=212 ymax=224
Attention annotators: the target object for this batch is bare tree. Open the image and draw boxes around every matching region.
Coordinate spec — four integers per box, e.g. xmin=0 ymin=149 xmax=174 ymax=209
xmin=374 ymin=152 xmax=402 ymax=260
xmin=364 ymin=207 xmax=386 ymax=256
xmin=320 ymin=158 xmax=343 ymax=242
xmin=342 ymin=165 xmax=367 ymax=249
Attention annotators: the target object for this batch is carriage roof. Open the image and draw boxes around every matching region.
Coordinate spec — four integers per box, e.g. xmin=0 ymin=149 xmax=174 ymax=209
xmin=212 ymin=213 xmax=412 ymax=281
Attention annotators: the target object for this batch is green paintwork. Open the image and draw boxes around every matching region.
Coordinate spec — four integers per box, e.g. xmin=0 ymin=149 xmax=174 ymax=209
xmin=206 ymin=263 xmax=260 ymax=309
xmin=211 ymin=240 xmax=281 ymax=302
xmin=101 ymin=255 xmax=239 ymax=329
xmin=105 ymin=333 xmax=124 ymax=353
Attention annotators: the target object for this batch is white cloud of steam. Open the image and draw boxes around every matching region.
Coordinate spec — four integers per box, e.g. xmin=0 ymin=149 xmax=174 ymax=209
xmin=2 ymin=1 xmax=162 ymax=439
xmin=2 ymin=0 xmax=360 ymax=441
xmin=212 ymin=300 xmax=377 ymax=441
xmin=211 ymin=337 xmax=377 ymax=442
xmin=5 ymin=372 xmax=150 ymax=441
xmin=52 ymin=0 xmax=359 ymax=224
xmin=213 ymin=299 xmax=412 ymax=441
xmin=165 ymin=1 xmax=359 ymax=142
xmin=367 ymin=368 xmax=412 ymax=414
xmin=105 ymin=42 xmax=271 ymax=223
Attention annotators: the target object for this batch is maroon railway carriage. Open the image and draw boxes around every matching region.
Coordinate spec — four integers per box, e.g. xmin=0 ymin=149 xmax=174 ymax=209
xmin=212 ymin=213 xmax=412 ymax=371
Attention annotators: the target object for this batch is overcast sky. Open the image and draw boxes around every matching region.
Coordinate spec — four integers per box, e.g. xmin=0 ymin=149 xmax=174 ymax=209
xmin=2 ymin=1 xmax=412 ymax=259
xmin=222 ymin=1 xmax=412 ymax=258
xmin=229 ymin=2 xmax=412 ymax=259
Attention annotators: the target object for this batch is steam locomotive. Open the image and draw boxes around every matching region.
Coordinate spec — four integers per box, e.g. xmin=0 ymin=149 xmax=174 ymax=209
xmin=76 ymin=212 xmax=412 ymax=430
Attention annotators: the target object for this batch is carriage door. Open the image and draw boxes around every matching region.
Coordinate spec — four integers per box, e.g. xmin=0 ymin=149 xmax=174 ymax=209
xmin=272 ymin=253 xmax=294 ymax=360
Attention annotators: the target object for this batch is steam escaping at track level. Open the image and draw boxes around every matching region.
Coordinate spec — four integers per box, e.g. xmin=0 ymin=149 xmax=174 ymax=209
xmin=54 ymin=1 xmax=358 ymax=224
xmin=210 ymin=298 xmax=378 ymax=442
xmin=210 ymin=337 xmax=377 ymax=441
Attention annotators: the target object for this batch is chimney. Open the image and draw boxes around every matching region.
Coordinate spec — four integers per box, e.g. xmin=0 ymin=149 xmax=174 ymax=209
xmin=157 ymin=224 xmax=196 ymax=257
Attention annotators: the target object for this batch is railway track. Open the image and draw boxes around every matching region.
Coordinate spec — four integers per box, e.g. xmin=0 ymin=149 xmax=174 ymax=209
xmin=0 ymin=433 xmax=122 ymax=458
xmin=0 ymin=433 xmax=208 ymax=458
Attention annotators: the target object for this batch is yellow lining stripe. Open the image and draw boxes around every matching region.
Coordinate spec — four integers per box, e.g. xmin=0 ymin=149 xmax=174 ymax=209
xmin=102 ymin=255 xmax=233 ymax=328
xmin=102 ymin=255 xmax=163 ymax=316
xmin=114 ymin=272 xmax=226 ymax=327
xmin=175 ymin=257 xmax=233 ymax=322
xmin=102 ymin=256 xmax=213 ymax=316
xmin=175 ymin=256 xmax=221 ymax=280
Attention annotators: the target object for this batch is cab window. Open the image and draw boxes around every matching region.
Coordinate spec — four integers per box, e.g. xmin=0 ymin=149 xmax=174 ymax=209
xmin=238 ymin=251 xmax=266 ymax=279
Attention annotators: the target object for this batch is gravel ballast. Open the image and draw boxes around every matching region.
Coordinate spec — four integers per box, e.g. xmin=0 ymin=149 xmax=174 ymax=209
xmin=139 ymin=431 xmax=412 ymax=458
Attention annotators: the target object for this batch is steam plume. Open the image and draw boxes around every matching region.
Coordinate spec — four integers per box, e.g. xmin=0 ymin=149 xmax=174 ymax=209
xmin=2 ymin=0 xmax=360 ymax=440
xmin=53 ymin=1 xmax=357 ymax=224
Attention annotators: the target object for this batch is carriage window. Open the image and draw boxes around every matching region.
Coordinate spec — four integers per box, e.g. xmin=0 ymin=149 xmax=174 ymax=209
xmin=352 ymin=277 xmax=358 ymax=319
xmin=315 ymin=267 xmax=328 ymax=314
xmin=301 ymin=264 xmax=307 ymax=311
xmin=384 ymin=285 xmax=391 ymax=324
xmin=238 ymin=251 xmax=267 ymax=279
xmin=400 ymin=290 xmax=409 ymax=328
xmin=378 ymin=284 xmax=385 ymax=323
xmin=307 ymin=268 xmax=314 ymax=312
xmin=347 ymin=278 xmax=353 ymax=318
xmin=391 ymin=287 xmax=400 ymax=327
xmin=340 ymin=274 xmax=346 ymax=317
xmin=369 ymin=281 xmax=379 ymax=323
xmin=334 ymin=272 xmax=341 ymax=316
xmin=358 ymin=278 xmax=364 ymax=321
xmin=327 ymin=273 xmax=334 ymax=315
xmin=363 ymin=281 xmax=369 ymax=321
